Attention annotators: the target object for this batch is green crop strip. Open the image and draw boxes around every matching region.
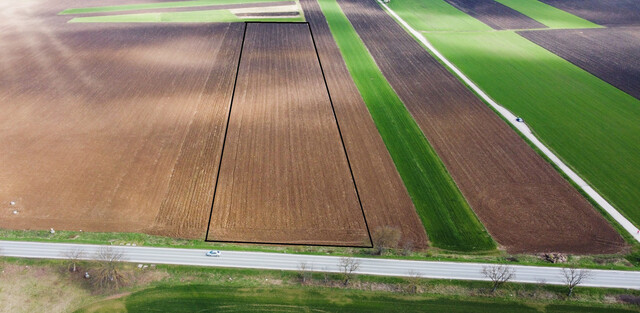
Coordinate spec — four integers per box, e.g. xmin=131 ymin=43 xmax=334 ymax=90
xmin=387 ymin=0 xmax=491 ymax=32
xmin=317 ymin=0 xmax=495 ymax=251
xmin=495 ymin=0 xmax=602 ymax=29
xmin=75 ymin=284 xmax=639 ymax=313
xmin=387 ymin=0 xmax=640 ymax=229
xmin=69 ymin=10 xmax=304 ymax=23
xmin=60 ymin=0 xmax=283 ymax=15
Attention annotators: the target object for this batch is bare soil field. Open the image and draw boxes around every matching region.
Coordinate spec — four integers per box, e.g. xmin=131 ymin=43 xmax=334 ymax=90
xmin=519 ymin=27 xmax=640 ymax=101
xmin=0 ymin=0 xmax=244 ymax=238
xmin=443 ymin=0 xmax=546 ymax=30
xmin=300 ymin=0 xmax=429 ymax=248
xmin=207 ymin=23 xmax=369 ymax=246
xmin=540 ymin=0 xmax=640 ymax=27
xmin=338 ymin=0 xmax=625 ymax=253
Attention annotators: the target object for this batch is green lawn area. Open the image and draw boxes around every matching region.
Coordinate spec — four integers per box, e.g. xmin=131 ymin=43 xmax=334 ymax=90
xmin=69 ymin=9 xmax=303 ymax=23
xmin=60 ymin=0 xmax=282 ymax=15
xmin=317 ymin=0 xmax=495 ymax=251
xmin=387 ymin=0 xmax=491 ymax=32
xmin=495 ymin=0 xmax=602 ymax=29
xmin=385 ymin=0 xmax=640 ymax=229
xmin=74 ymin=284 xmax=639 ymax=313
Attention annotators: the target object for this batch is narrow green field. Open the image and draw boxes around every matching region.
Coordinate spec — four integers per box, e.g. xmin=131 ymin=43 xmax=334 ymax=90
xmin=495 ymin=0 xmax=602 ymax=29
xmin=423 ymin=30 xmax=640 ymax=227
xmin=74 ymin=285 xmax=639 ymax=313
xmin=318 ymin=0 xmax=495 ymax=251
xmin=69 ymin=10 xmax=303 ymax=23
xmin=60 ymin=0 xmax=282 ymax=15
xmin=387 ymin=0 xmax=491 ymax=32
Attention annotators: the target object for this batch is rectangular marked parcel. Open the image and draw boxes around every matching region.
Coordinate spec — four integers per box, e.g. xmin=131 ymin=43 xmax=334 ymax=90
xmin=207 ymin=23 xmax=370 ymax=246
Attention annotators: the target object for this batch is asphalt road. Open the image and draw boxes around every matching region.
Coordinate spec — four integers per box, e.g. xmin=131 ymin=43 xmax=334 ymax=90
xmin=1 ymin=240 xmax=639 ymax=289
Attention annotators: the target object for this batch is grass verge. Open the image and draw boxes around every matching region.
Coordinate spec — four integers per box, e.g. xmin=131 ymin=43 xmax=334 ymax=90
xmin=316 ymin=0 xmax=495 ymax=252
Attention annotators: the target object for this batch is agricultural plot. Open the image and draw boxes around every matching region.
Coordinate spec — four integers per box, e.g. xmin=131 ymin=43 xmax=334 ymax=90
xmin=62 ymin=0 xmax=304 ymax=23
xmin=339 ymin=0 xmax=625 ymax=253
xmin=540 ymin=0 xmax=640 ymax=27
xmin=0 ymin=0 xmax=246 ymax=238
xmin=443 ymin=0 xmax=546 ymax=30
xmin=519 ymin=27 xmax=640 ymax=100
xmin=495 ymin=0 xmax=601 ymax=29
xmin=298 ymin=0 xmax=430 ymax=248
xmin=207 ymin=23 xmax=370 ymax=246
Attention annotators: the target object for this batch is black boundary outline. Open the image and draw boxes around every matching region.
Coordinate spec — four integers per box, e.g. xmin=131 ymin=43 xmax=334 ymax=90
xmin=205 ymin=22 xmax=373 ymax=248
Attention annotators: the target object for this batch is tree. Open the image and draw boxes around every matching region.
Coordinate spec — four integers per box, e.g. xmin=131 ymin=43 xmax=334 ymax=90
xmin=91 ymin=247 xmax=129 ymax=290
xmin=63 ymin=248 xmax=85 ymax=272
xmin=297 ymin=261 xmax=312 ymax=284
xmin=405 ymin=270 xmax=422 ymax=294
xmin=338 ymin=257 xmax=360 ymax=286
xmin=562 ymin=267 xmax=591 ymax=297
xmin=482 ymin=265 xmax=515 ymax=293
xmin=371 ymin=226 xmax=401 ymax=255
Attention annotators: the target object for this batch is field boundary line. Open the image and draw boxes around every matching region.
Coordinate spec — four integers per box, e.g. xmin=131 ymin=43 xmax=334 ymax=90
xmin=306 ymin=22 xmax=374 ymax=248
xmin=377 ymin=0 xmax=640 ymax=243
xmin=205 ymin=22 xmax=248 ymax=243
xmin=206 ymin=22 xmax=372 ymax=248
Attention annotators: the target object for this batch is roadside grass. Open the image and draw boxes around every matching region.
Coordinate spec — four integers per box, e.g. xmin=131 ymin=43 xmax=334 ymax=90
xmin=2 ymin=257 xmax=639 ymax=313
xmin=494 ymin=0 xmax=602 ymax=29
xmin=316 ymin=0 xmax=495 ymax=252
xmin=60 ymin=0 xmax=283 ymax=15
xmin=3 ymin=227 xmax=640 ymax=271
xmin=422 ymin=30 xmax=640 ymax=229
xmin=68 ymin=9 xmax=304 ymax=23
xmin=73 ymin=283 xmax=640 ymax=313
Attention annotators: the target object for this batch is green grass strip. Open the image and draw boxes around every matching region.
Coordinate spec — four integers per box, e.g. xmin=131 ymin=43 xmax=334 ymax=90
xmin=75 ymin=284 xmax=639 ymax=313
xmin=423 ymin=30 xmax=640 ymax=227
xmin=69 ymin=9 xmax=304 ymax=23
xmin=387 ymin=0 xmax=491 ymax=32
xmin=317 ymin=0 xmax=495 ymax=251
xmin=495 ymin=0 xmax=602 ymax=29
xmin=60 ymin=0 xmax=282 ymax=15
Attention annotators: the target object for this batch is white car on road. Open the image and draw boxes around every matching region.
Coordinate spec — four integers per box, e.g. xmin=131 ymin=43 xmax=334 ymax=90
xmin=206 ymin=250 xmax=221 ymax=257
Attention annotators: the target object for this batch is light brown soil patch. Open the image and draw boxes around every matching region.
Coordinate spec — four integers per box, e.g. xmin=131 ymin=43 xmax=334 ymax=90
xmin=207 ymin=23 xmax=370 ymax=246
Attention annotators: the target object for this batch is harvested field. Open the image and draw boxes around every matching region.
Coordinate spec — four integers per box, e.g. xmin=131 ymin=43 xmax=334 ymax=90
xmin=519 ymin=27 xmax=640 ymax=100
xmin=0 ymin=0 xmax=244 ymax=238
xmin=540 ymin=0 xmax=640 ymax=27
xmin=207 ymin=23 xmax=370 ymax=246
xmin=338 ymin=0 xmax=625 ymax=253
xmin=300 ymin=0 xmax=429 ymax=248
xmin=443 ymin=0 xmax=546 ymax=30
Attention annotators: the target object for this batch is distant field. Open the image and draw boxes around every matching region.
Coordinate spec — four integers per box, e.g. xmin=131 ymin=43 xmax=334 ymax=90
xmin=443 ymin=0 xmax=546 ymax=30
xmin=495 ymin=0 xmax=601 ymax=29
xmin=540 ymin=0 xmax=640 ymax=27
xmin=316 ymin=0 xmax=495 ymax=251
xmin=60 ymin=0 xmax=283 ymax=14
xmin=74 ymin=285 xmax=640 ymax=313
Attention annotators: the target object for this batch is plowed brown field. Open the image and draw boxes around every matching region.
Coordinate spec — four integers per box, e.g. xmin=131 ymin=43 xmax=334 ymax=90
xmin=300 ymin=0 xmax=428 ymax=248
xmin=338 ymin=0 xmax=625 ymax=253
xmin=0 ymin=0 xmax=244 ymax=238
xmin=519 ymin=27 xmax=640 ymax=101
xmin=207 ymin=23 xmax=370 ymax=246
xmin=443 ymin=0 xmax=546 ymax=30
xmin=540 ymin=0 xmax=640 ymax=27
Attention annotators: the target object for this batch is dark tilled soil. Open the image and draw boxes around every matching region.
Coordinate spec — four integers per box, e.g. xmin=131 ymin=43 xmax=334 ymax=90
xmin=443 ymin=0 xmax=546 ymax=30
xmin=300 ymin=0 xmax=429 ymax=248
xmin=337 ymin=0 xmax=625 ymax=254
xmin=540 ymin=0 xmax=640 ymax=27
xmin=207 ymin=23 xmax=370 ymax=246
xmin=519 ymin=27 xmax=640 ymax=101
